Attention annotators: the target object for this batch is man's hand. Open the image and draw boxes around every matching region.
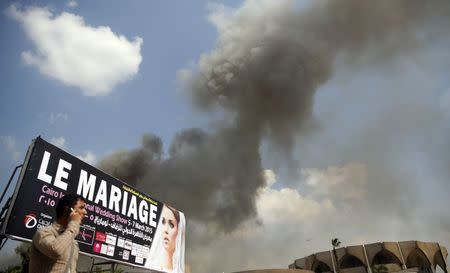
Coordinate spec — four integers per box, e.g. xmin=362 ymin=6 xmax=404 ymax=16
xmin=69 ymin=208 xmax=83 ymax=223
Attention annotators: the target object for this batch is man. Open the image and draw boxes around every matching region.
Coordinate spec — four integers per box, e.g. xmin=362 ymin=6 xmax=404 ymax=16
xmin=29 ymin=194 xmax=87 ymax=273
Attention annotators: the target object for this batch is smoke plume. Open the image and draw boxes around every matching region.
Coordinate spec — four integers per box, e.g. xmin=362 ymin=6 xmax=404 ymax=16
xmin=100 ymin=0 xmax=450 ymax=229
xmin=98 ymin=1 xmax=450 ymax=272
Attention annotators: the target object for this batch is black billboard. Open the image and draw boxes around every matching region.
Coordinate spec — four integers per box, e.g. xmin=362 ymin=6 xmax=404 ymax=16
xmin=1 ymin=137 xmax=186 ymax=272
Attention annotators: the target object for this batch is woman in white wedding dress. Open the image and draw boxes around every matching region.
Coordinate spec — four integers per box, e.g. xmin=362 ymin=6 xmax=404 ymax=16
xmin=145 ymin=204 xmax=185 ymax=273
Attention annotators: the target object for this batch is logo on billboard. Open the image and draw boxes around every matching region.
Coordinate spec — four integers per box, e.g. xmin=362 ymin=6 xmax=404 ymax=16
xmin=95 ymin=231 xmax=106 ymax=242
xmin=93 ymin=242 xmax=102 ymax=253
xmin=76 ymin=225 xmax=95 ymax=246
xmin=24 ymin=213 xmax=37 ymax=229
xmin=40 ymin=212 xmax=52 ymax=219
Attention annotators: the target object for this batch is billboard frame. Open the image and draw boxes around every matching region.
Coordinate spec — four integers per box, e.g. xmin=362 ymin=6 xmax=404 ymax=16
xmin=0 ymin=136 xmax=185 ymax=272
xmin=0 ymin=138 xmax=36 ymax=235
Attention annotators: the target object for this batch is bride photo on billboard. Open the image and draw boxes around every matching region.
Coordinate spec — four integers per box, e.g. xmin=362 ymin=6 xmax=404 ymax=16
xmin=145 ymin=204 xmax=185 ymax=273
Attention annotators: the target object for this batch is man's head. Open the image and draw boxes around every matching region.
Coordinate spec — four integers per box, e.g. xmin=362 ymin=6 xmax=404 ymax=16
xmin=56 ymin=194 xmax=86 ymax=224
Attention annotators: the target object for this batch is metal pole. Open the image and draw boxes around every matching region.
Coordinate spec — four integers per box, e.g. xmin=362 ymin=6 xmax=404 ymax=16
xmin=0 ymin=164 xmax=23 ymax=206
xmin=331 ymin=250 xmax=337 ymax=273
xmin=397 ymin=241 xmax=407 ymax=270
xmin=363 ymin=244 xmax=373 ymax=273
xmin=89 ymin=258 xmax=95 ymax=273
xmin=437 ymin=243 xmax=448 ymax=273
xmin=0 ymin=237 xmax=8 ymax=250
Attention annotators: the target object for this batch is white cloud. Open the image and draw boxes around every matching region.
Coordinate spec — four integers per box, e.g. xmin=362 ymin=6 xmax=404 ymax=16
xmin=302 ymin=163 xmax=368 ymax=202
xmin=50 ymin=136 xmax=66 ymax=149
xmin=258 ymin=169 xmax=336 ymax=224
xmin=0 ymin=136 xmax=21 ymax=161
xmin=256 ymin=166 xmax=367 ymax=225
xmin=188 ymin=168 xmax=352 ymax=273
xmin=189 ymin=164 xmax=448 ymax=273
xmin=77 ymin=151 xmax=97 ymax=165
xmin=262 ymin=169 xmax=276 ymax=187
xmin=49 ymin=112 xmax=68 ymax=124
xmin=7 ymin=5 xmax=142 ymax=96
xmin=67 ymin=1 xmax=78 ymax=8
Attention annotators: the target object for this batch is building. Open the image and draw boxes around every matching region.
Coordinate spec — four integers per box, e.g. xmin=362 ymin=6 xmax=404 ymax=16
xmin=288 ymin=241 xmax=448 ymax=273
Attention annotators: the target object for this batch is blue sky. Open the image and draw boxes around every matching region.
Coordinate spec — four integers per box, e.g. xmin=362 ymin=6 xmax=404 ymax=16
xmin=0 ymin=0 xmax=241 ymax=183
xmin=0 ymin=1 xmax=250 ymax=270
xmin=1 ymin=1 xmax=450 ymax=272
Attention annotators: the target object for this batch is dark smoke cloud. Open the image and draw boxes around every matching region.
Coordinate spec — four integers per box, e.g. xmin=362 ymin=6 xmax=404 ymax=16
xmin=99 ymin=128 xmax=263 ymax=232
xmin=98 ymin=134 xmax=162 ymax=185
xmin=104 ymin=0 xmax=449 ymax=226
xmin=98 ymin=1 xmax=450 ymax=272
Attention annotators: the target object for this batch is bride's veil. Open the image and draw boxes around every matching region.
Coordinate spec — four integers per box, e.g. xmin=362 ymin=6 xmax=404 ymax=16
xmin=145 ymin=205 xmax=185 ymax=273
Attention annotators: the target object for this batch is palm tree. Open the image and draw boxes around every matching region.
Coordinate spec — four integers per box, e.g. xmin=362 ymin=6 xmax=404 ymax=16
xmin=331 ymin=238 xmax=341 ymax=273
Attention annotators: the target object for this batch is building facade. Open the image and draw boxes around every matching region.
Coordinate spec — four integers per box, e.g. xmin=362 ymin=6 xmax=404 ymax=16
xmin=288 ymin=241 xmax=448 ymax=273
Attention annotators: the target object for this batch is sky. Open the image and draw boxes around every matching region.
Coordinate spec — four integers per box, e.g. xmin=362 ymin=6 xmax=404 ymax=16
xmin=1 ymin=1 xmax=450 ymax=273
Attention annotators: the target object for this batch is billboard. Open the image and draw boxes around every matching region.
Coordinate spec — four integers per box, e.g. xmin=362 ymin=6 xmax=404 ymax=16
xmin=1 ymin=137 xmax=185 ymax=273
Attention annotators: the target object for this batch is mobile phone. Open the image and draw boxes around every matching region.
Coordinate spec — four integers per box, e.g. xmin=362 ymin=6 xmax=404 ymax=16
xmin=71 ymin=207 xmax=87 ymax=217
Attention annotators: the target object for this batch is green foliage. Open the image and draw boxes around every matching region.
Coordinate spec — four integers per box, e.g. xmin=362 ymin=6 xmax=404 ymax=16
xmin=331 ymin=238 xmax=341 ymax=249
xmin=14 ymin=243 xmax=30 ymax=264
xmin=372 ymin=264 xmax=389 ymax=273
xmin=0 ymin=265 xmax=22 ymax=273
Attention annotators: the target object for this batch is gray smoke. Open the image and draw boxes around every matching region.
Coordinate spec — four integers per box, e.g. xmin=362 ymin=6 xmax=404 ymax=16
xmin=98 ymin=1 xmax=450 ymax=272
xmin=101 ymin=0 xmax=450 ymax=228
xmin=99 ymin=127 xmax=263 ymax=232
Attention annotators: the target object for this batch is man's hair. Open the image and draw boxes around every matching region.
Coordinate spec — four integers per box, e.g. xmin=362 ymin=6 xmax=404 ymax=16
xmin=56 ymin=194 xmax=85 ymax=219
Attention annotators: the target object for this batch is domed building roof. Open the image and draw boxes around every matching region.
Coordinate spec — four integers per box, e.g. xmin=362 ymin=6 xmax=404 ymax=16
xmin=288 ymin=241 xmax=447 ymax=273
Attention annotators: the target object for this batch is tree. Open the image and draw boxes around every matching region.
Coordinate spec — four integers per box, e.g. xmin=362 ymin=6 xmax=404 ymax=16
xmin=331 ymin=238 xmax=341 ymax=273
xmin=14 ymin=243 xmax=30 ymax=273
xmin=372 ymin=264 xmax=389 ymax=273
xmin=1 ymin=265 xmax=21 ymax=273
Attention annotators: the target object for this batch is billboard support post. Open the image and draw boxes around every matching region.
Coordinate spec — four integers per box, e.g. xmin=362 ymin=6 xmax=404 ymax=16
xmin=89 ymin=260 xmax=119 ymax=273
xmin=0 ymin=164 xmax=23 ymax=206
xmin=0 ymin=164 xmax=24 ymax=249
